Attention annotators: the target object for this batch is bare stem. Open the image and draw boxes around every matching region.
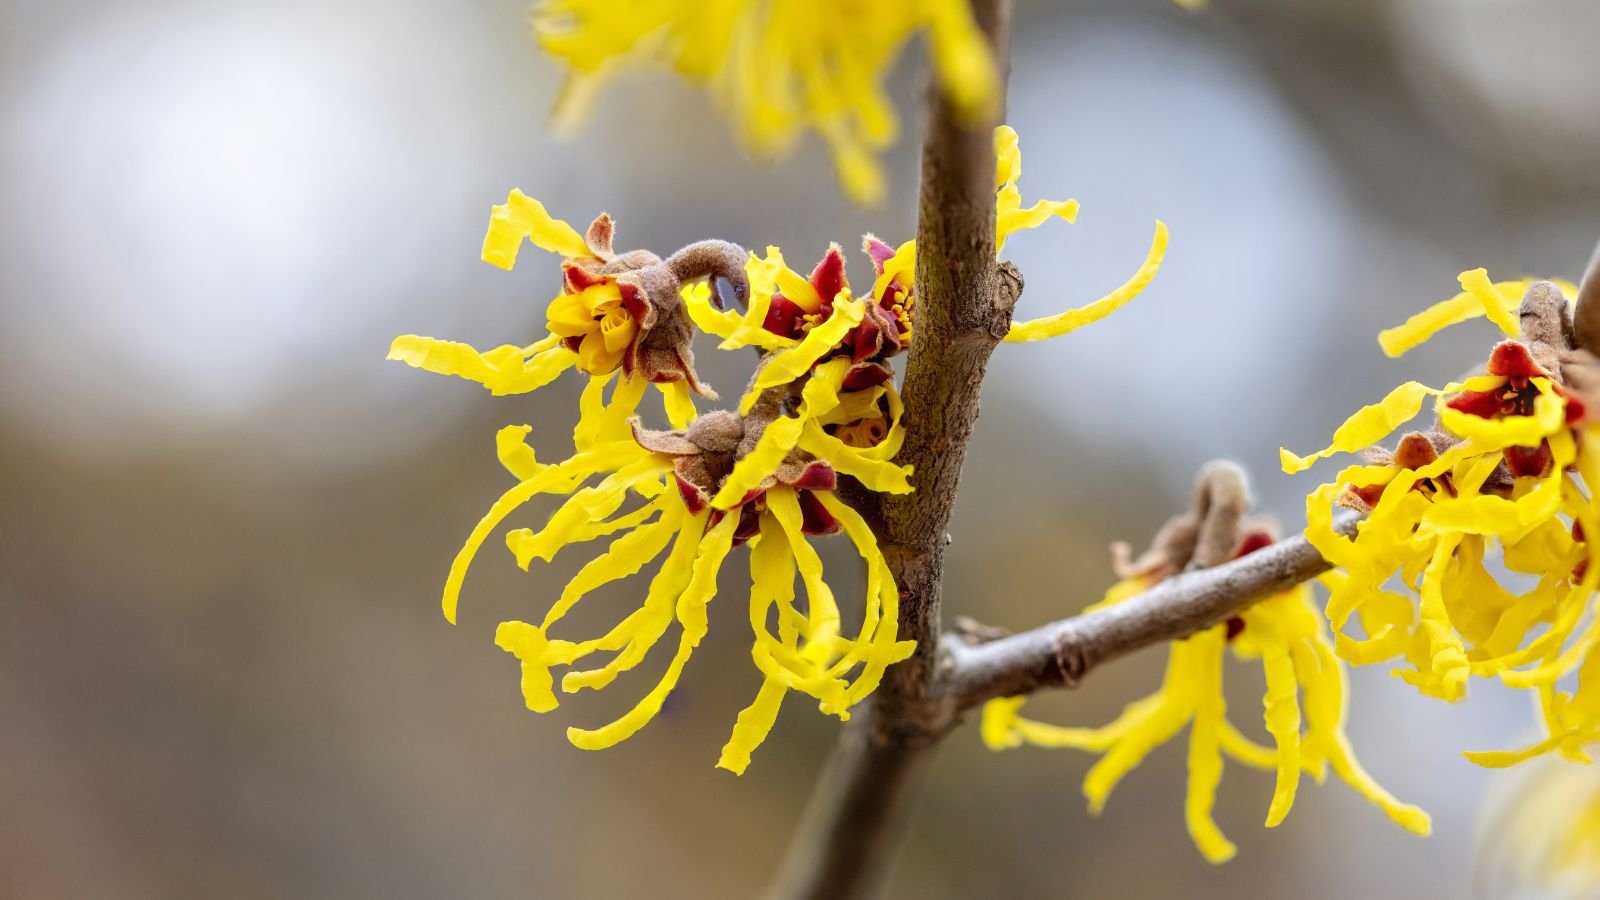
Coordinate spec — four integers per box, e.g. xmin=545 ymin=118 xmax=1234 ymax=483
xmin=769 ymin=1 xmax=1013 ymax=897
xmin=940 ymin=513 xmax=1360 ymax=708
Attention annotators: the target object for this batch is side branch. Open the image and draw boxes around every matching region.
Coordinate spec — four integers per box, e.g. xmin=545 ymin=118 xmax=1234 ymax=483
xmin=941 ymin=513 xmax=1360 ymax=708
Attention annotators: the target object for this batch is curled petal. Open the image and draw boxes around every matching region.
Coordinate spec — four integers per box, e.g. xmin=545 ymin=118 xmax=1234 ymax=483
xmin=738 ymin=300 xmax=866 ymax=413
xmin=1280 ymin=382 xmax=1435 ymax=474
xmin=1458 ymin=267 xmax=1521 ymax=339
xmin=388 ymin=335 xmax=575 ymax=396
xmin=482 ymin=189 xmax=592 ymax=269
xmin=566 ymin=509 xmax=737 ymax=750
xmin=495 ymin=621 xmax=581 ymax=713
xmin=1004 ymin=222 xmax=1167 ymax=343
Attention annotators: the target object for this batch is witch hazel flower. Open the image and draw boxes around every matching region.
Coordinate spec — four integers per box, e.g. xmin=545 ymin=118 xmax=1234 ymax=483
xmin=982 ymin=463 xmax=1428 ymax=863
xmin=390 ymin=122 xmax=1170 ymax=778
xmin=452 ymin=400 xmax=910 ymax=773
xmin=389 ymin=190 xmax=747 ymax=427
xmin=1284 ymin=270 xmax=1600 ymax=764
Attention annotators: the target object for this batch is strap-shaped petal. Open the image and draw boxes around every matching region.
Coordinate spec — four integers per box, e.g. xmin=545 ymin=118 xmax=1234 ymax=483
xmin=1280 ymin=382 xmax=1435 ymax=474
xmin=1004 ymin=221 xmax=1167 ymax=343
xmin=566 ymin=509 xmax=738 ymax=750
xmin=388 ymin=335 xmax=575 ymax=396
xmin=1377 ymin=275 xmax=1537 ymax=357
xmin=1185 ymin=630 xmax=1237 ymax=864
xmin=482 ymin=188 xmax=591 ymax=269
xmin=738 ymin=298 xmax=865 ymax=413
xmin=1458 ymin=267 xmax=1521 ymax=338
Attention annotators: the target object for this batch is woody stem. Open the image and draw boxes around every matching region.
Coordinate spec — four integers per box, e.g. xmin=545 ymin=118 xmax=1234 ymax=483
xmin=768 ymin=1 xmax=1015 ymax=897
xmin=938 ymin=513 xmax=1361 ymax=708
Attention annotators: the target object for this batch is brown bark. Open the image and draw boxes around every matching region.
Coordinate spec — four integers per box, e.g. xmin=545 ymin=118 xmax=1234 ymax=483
xmin=768 ymin=1 xmax=1014 ymax=897
xmin=940 ymin=513 xmax=1360 ymax=707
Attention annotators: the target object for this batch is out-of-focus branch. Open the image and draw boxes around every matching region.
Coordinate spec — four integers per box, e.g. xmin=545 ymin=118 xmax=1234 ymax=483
xmin=1572 ymin=238 xmax=1600 ymax=356
xmin=940 ymin=512 xmax=1360 ymax=709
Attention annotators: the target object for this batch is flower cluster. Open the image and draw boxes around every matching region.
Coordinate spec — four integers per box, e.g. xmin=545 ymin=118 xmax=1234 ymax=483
xmin=1282 ymin=269 xmax=1600 ymax=765
xmin=388 ymin=126 xmax=1163 ymax=770
xmin=534 ymin=0 xmax=996 ymax=205
xmin=981 ymin=463 xmax=1428 ymax=863
xmin=530 ymin=1 xmax=1200 ymax=205
xmin=1475 ymin=757 xmax=1600 ymax=898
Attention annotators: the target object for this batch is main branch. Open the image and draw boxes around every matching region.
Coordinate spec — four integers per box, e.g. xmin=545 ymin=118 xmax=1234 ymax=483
xmin=769 ymin=1 xmax=1014 ymax=897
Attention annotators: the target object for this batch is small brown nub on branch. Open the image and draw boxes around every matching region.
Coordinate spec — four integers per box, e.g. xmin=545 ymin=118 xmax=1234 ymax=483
xmin=1189 ymin=460 xmax=1252 ymax=568
xmin=1521 ymin=280 xmax=1573 ymax=354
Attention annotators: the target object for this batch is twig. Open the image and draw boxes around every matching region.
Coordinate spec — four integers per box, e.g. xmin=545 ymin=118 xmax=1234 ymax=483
xmin=940 ymin=512 xmax=1360 ymax=709
xmin=768 ymin=1 xmax=1014 ymax=897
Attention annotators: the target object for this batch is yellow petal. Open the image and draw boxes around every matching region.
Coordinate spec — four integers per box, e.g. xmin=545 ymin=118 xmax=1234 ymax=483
xmin=798 ymin=422 xmax=914 ymax=494
xmin=717 ymin=678 xmax=788 ymax=775
xmin=981 ymin=696 xmax=1028 ymax=750
xmin=1083 ymin=643 xmax=1199 ymax=813
xmin=1458 ymin=267 xmax=1521 ymax=338
xmin=1437 ymin=379 xmax=1564 ymax=448
xmin=566 ymin=509 xmax=739 ymax=750
xmin=713 ymin=415 xmax=804 ymax=510
xmin=1183 ymin=629 xmax=1237 ymax=864
xmin=1377 ymin=277 xmax=1532 ymax=357
xmin=494 ymin=620 xmax=582 ymax=713
xmin=1295 ymin=641 xmax=1432 ymax=835
xmin=495 ymin=424 xmax=544 ymax=482
xmin=657 ymin=380 xmax=697 ymax=429
xmin=440 ymin=449 xmax=622 ymax=624
xmin=926 ymin=0 xmax=998 ymax=122
xmin=1260 ymin=643 xmax=1303 ymax=828
xmin=388 ymin=335 xmax=575 ymax=396
xmin=482 ymin=189 xmax=591 ymax=269
xmin=994 ymin=124 xmax=1020 ymax=191
xmin=538 ymin=499 xmax=676 ymax=630
xmin=562 ymin=499 xmax=701 ymax=693
xmin=738 ymin=299 xmax=865 ymax=413
xmin=1280 ymin=382 xmax=1434 ymax=473
xmin=1004 ymin=221 xmax=1166 ymax=343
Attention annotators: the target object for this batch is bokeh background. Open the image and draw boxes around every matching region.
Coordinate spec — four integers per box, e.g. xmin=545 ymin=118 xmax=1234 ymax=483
xmin=4 ymin=0 xmax=1600 ymax=897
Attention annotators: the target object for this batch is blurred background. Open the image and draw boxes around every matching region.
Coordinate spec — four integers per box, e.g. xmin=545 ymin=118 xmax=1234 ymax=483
xmin=3 ymin=0 xmax=1599 ymax=896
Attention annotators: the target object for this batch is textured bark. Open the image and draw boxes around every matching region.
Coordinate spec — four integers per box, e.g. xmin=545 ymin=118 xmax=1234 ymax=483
xmin=766 ymin=713 xmax=934 ymax=900
xmin=768 ymin=1 xmax=1013 ymax=897
xmin=940 ymin=513 xmax=1361 ymax=707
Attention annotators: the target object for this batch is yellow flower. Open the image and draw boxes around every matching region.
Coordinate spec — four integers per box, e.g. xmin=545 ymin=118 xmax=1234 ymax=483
xmin=684 ymin=244 xmax=916 ymax=504
xmin=389 ymin=189 xmax=725 ymax=423
xmin=534 ymin=0 xmax=998 ymax=205
xmin=982 ymin=530 xmax=1430 ymax=863
xmin=1476 ymin=758 xmax=1600 ymax=898
xmin=1284 ymin=272 xmax=1600 ymax=763
xmin=444 ymin=401 xmax=914 ymax=772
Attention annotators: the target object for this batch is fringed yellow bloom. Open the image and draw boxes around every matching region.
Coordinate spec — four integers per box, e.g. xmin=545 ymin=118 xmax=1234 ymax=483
xmin=982 ymin=529 xmax=1429 ymax=863
xmin=446 ymin=401 xmax=913 ymax=771
xmin=391 ymin=190 xmax=750 ymax=428
xmin=684 ymin=243 xmax=916 ymax=506
xmin=1476 ymin=758 xmax=1600 ymax=899
xmin=534 ymin=0 xmax=997 ymax=204
xmin=1285 ymin=272 xmax=1600 ymax=764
